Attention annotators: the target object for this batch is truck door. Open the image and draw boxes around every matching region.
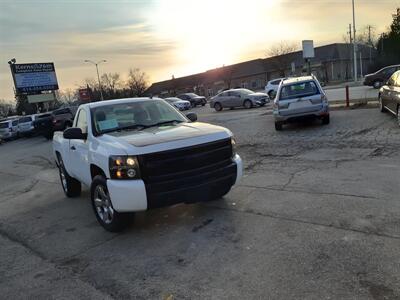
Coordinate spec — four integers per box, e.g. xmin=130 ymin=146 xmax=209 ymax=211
xmin=69 ymin=108 xmax=91 ymax=185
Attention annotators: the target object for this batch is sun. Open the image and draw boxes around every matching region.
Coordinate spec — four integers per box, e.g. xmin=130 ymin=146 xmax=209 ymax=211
xmin=150 ymin=0 xmax=278 ymax=76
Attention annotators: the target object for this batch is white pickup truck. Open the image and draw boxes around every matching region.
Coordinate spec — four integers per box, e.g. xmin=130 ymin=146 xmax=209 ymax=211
xmin=53 ymin=98 xmax=242 ymax=232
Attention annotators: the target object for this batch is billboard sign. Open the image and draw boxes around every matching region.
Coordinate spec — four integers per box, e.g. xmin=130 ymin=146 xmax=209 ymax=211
xmin=27 ymin=93 xmax=57 ymax=104
xmin=302 ymin=40 xmax=315 ymax=59
xmin=11 ymin=63 xmax=59 ymax=94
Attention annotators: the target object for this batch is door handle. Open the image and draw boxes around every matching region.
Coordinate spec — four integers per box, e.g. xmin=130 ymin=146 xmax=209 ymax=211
xmin=70 ymin=146 xmax=76 ymax=150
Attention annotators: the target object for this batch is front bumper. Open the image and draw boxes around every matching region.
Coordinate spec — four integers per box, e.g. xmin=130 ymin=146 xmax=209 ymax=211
xmin=106 ymin=154 xmax=242 ymax=212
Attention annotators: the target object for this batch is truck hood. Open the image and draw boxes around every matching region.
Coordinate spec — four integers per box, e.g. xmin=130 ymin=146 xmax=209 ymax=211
xmin=96 ymin=122 xmax=232 ymax=154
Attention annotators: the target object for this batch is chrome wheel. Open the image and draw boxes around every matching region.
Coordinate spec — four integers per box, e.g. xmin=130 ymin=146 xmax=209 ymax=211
xmin=94 ymin=185 xmax=114 ymax=224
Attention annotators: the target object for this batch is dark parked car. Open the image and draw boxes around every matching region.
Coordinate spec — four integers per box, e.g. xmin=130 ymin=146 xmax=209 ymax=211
xmin=364 ymin=64 xmax=400 ymax=89
xmin=176 ymin=93 xmax=206 ymax=107
xmin=33 ymin=107 xmax=77 ymax=139
xmin=379 ymin=70 xmax=400 ymax=127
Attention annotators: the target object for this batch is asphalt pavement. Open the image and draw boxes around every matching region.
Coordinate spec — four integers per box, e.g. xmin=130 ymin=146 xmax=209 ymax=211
xmin=0 ymin=105 xmax=399 ymax=299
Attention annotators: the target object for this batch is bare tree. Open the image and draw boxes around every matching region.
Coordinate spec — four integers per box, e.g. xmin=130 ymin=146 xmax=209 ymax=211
xmin=343 ymin=25 xmax=377 ymax=47
xmin=266 ymin=41 xmax=298 ymax=77
xmin=83 ymin=77 xmax=97 ymax=90
xmin=357 ymin=25 xmax=377 ymax=47
xmin=101 ymin=72 xmax=122 ymax=93
xmin=127 ymin=68 xmax=149 ymax=97
xmin=0 ymin=99 xmax=15 ymax=117
xmin=58 ymin=88 xmax=78 ymax=105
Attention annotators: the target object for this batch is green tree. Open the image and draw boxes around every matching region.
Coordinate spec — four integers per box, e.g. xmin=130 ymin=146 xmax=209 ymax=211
xmin=376 ymin=8 xmax=400 ymax=66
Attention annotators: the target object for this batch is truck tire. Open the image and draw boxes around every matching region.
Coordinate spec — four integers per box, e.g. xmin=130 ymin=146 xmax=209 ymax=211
xmin=58 ymin=156 xmax=81 ymax=197
xmin=91 ymin=175 xmax=132 ymax=232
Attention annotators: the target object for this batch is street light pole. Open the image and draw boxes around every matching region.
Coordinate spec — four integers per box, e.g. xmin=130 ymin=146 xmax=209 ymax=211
xmin=352 ymin=0 xmax=357 ymax=82
xmin=84 ymin=59 xmax=106 ymax=101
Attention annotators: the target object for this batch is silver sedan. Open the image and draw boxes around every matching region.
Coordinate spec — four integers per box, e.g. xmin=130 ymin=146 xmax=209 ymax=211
xmin=209 ymin=89 xmax=269 ymax=111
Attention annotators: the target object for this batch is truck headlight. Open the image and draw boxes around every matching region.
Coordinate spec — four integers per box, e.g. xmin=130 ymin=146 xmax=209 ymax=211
xmin=109 ymin=156 xmax=141 ymax=180
xmin=231 ymin=137 xmax=237 ymax=157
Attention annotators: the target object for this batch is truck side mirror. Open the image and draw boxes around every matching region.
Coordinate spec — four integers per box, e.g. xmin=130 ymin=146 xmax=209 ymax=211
xmin=63 ymin=127 xmax=87 ymax=140
xmin=186 ymin=112 xmax=197 ymax=122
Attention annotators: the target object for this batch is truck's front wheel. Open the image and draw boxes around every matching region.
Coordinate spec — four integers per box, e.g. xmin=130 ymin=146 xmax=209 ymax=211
xmin=91 ymin=175 xmax=132 ymax=232
xmin=58 ymin=156 xmax=81 ymax=197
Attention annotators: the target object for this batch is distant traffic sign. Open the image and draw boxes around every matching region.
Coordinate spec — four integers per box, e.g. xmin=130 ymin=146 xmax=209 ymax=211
xmin=11 ymin=63 xmax=59 ymax=94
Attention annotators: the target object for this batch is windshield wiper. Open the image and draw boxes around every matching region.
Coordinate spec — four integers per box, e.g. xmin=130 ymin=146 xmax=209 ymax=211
xmin=143 ymin=120 xmax=184 ymax=129
xmin=100 ymin=120 xmax=183 ymax=134
xmin=100 ymin=124 xmax=147 ymax=134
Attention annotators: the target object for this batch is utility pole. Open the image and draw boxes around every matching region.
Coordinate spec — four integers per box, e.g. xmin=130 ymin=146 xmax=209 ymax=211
xmin=348 ymin=24 xmax=353 ymax=80
xmin=368 ymin=25 xmax=372 ymax=63
xmin=84 ymin=59 xmax=106 ymax=101
xmin=352 ymin=0 xmax=358 ymax=82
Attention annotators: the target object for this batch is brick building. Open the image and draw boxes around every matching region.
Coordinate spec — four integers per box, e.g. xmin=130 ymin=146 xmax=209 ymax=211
xmin=146 ymin=43 xmax=376 ymax=97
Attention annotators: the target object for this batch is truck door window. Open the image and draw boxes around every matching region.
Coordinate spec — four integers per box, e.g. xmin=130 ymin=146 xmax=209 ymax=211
xmin=75 ymin=109 xmax=87 ymax=133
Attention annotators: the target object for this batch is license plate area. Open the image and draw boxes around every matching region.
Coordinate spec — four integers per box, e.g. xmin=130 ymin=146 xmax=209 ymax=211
xmin=289 ymin=100 xmax=311 ymax=109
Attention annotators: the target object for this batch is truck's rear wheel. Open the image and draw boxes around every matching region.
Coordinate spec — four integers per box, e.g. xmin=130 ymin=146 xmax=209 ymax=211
xmin=58 ymin=156 xmax=81 ymax=197
xmin=91 ymin=175 xmax=132 ymax=232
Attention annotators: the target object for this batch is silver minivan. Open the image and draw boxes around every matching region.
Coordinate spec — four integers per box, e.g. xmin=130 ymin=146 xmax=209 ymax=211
xmin=273 ymin=75 xmax=329 ymax=130
xmin=0 ymin=118 xmax=20 ymax=140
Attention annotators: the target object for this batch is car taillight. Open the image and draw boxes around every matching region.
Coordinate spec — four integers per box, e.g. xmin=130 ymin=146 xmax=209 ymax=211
xmin=321 ymin=94 xmax=328 ymax=102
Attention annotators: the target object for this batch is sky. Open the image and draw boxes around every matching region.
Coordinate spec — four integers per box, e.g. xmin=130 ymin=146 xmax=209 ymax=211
xmin=0 ymin=0 xmax=398 ymax=100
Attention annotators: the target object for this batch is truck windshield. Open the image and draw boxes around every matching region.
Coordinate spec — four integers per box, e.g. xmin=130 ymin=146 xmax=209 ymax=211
xmin=91 ymin=99 xmax=187 ymax=135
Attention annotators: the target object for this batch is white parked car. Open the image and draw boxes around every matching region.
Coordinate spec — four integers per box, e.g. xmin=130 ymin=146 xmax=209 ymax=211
xmin=265 ymin=78 xmax=284 ymax=99
xmin=0 ymin=118 xmax=19 ymax=140
xmin=164 ymin=97 xmax=191 ymax=111
xmin=18 ymin=114 xmax=38 ymax=136
xmin=53 ymin=97 xmax=242 ymax=232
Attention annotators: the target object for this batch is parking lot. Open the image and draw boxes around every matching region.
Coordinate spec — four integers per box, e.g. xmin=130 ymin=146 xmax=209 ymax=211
xmin=1 ymin=104 xmax=400 ymax=299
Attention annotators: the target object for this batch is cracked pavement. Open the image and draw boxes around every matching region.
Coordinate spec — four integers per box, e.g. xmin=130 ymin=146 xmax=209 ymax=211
xmin=0 ymin=106 xmax=399 ymax=299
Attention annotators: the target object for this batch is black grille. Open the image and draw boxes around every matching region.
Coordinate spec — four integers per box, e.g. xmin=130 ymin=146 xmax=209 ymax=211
xmin=138 ymin=138 xmax=236 ymax=208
